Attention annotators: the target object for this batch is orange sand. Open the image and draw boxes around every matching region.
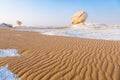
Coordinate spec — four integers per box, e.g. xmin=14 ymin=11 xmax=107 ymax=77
xmin=0 ymin=28 xmax=120 ymax=80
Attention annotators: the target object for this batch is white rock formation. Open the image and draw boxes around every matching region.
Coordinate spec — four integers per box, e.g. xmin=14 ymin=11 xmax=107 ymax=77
xmin=16 ymin=21 xmax=22 ymax=27
xmin=72 ymin=11 xmax=88 ymax=25
xmin=0 ymin=23 xmax=13 ymax=28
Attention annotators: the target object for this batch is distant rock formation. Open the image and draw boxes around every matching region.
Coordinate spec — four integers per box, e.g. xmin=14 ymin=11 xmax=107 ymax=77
xmin=72 ymin=11 xmax=88 ymax=25
xmin=0 ymin=23 xmax=13 ymax=28
xmin=0 ymin=21 xmax=22 ymax=28
xmin=16 ymin=21 xmax=22 ymax=27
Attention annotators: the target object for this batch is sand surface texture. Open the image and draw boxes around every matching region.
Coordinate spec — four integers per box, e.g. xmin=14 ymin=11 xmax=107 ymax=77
xmin=0 ymin=28 xmax=120 ymax=80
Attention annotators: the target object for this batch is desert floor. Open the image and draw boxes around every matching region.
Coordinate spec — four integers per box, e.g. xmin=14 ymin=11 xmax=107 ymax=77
xmin=0 ymin=28 xmax=120 ymax=80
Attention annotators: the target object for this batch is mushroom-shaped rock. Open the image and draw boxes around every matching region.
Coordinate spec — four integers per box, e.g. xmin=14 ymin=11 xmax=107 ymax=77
xmin=72 ymin=11 xmax=88 ymax=25
xmin=16 ymin=21 xmax=22 ymax=27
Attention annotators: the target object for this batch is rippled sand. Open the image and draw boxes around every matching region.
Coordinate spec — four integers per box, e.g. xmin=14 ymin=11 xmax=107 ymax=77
xmin=0 ymin=28 xmax=120 ymax=80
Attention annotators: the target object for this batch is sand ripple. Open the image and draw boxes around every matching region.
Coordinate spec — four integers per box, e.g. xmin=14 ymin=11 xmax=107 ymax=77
xmin=0 ymin=28 xmax=120 ymax=80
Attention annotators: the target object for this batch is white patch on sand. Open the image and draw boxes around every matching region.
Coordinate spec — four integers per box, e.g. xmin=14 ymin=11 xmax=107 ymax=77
xmin=42 ymin=32 xmax=55 ymax=35
xmin=0 ymin=49 xmax=20 ymax=57
xmin=9 ymin=23 xmax=120 ymax=40
xmin=37 ymin=24 xmax=120 ymax=40
xmin=0 ymin=65 xmax=20 ymax=80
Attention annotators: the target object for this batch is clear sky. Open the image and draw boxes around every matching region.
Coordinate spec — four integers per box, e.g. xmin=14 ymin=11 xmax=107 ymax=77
xmin=0 ymin=0 xmax=120 ymax=26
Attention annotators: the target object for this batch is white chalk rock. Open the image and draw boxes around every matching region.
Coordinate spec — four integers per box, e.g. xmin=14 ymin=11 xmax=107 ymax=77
xmin=72 ymin=11 xmax=88 ymax=25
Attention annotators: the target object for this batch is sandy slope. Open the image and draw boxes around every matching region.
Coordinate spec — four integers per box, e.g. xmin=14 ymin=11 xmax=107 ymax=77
xmin=0 ymin=28 xmax=120 ymax=80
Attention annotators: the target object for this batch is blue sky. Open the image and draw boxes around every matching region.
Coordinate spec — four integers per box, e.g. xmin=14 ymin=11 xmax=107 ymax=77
xmin=0 ymin=0 xmax=120 ymax=26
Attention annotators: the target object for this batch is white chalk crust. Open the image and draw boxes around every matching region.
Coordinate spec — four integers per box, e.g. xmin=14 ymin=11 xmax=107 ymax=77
xmin=0 ymin=65 xmax=20 ymax=80
xmin=0 ymin=49 xmax=20 ymax=57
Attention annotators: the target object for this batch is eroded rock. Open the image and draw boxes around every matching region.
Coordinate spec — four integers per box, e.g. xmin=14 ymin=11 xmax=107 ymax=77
xmin=72 ymin=11 xmax=88 ymax=25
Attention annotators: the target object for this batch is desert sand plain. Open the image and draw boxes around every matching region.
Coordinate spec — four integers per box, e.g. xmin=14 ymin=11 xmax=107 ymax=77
xmin=0 ymin=28 xmax=120 ymax=80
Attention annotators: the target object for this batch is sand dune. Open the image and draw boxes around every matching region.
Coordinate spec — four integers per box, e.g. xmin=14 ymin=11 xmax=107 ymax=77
xmin=0 ymin=28 xmax=120 ymax=80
